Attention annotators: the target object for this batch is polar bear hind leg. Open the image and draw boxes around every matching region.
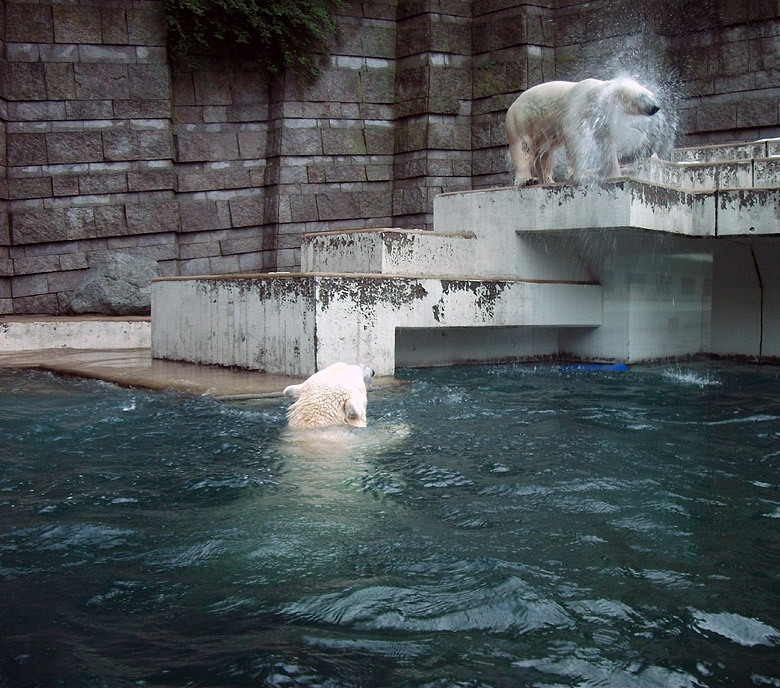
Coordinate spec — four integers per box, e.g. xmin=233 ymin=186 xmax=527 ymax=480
xmin=506 ymin=81 xmax=574 ymax=185
xmin=507 ymin=136 xmax=535 ymax=186
xmin=507 ymin=137 xmax=558 ymax=186
xmin=597 ymin=134 xmax=621 ymax=180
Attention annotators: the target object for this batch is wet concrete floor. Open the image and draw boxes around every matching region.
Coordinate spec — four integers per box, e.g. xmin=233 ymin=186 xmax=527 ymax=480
xmin=0 ymin=348 xmax=303 ymax=399
xmin=0 ymin=348 xmax=402 ymax=399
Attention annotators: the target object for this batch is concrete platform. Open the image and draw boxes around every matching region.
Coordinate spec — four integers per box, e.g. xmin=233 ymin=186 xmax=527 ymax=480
xmin=0 ymin=315 xmax=151 ymax=352
xmin=302 ymin=228 xmax=478 ymax=276
xmin=12 ymin=137 xmax=780 ymax=376
xmin=0 ymin=316 xmax=295 ymax=398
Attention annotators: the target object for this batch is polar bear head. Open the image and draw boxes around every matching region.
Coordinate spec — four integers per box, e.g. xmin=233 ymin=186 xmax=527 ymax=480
xmin=283 ymin=362 xmax=374 ymax=429
xmin=600 ymin=77 xmax=660 ymax=117
xmin=601 ymin=77 xmax=668 ymax=163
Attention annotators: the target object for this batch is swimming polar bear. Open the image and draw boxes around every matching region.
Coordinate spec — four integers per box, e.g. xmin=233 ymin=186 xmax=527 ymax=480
xmin=506 ymin=77 xmax=660 ymax=185
xmin=280 ymin=362 xmax=409 ymax=461
xmin=283 ymin=362 xmax=374 ymax=429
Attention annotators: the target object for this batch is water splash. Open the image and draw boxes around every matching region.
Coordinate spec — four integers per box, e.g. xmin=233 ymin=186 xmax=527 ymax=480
xmin=545 ymin=69 xmax=679 ymax=185
xmin=662 ymin=367 xmax=722 ymax=388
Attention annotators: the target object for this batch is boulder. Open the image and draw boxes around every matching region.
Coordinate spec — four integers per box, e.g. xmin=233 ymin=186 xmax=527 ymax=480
xmin=66 ymin=253 xmax=159 ymax=316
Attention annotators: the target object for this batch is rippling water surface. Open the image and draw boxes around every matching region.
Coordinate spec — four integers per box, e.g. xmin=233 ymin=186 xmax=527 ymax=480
xmin=1 ymin=363 xmax=779 ymax=687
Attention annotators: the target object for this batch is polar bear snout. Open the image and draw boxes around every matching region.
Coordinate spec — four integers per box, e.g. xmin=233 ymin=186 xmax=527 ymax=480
xmin=637 ymin=93 xmax=660 ymax=116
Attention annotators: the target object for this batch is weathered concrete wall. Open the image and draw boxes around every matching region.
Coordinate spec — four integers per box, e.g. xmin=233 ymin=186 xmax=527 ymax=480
xmin=711 ymin=238 xmax=780 ymax=360
xmin=395 ymin=325 xmax=562 ymax=368
xmin=3 ymin=0 xmax=779 ymax=315
xmin=151 ymin=276 xmax=317 ymax=375
xmin=151 ymin=274 xmax=602 ymax=376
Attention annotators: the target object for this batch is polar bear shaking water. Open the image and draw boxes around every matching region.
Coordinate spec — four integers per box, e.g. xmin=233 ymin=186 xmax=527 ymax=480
xmin=506 ymin=77 xmax=660 ymax=186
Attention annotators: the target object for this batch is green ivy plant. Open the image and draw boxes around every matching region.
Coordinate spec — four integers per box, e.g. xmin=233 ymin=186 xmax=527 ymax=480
xmin=164 ymin=0 xmax=345 ymax=81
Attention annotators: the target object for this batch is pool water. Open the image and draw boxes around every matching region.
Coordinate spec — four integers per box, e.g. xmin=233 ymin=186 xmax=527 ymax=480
xmin=1 ymin=363 xmax=779 ymax=687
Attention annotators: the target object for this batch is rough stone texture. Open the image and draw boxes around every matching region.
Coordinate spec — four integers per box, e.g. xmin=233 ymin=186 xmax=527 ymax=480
xmin=65 ymin=252 xmax=159 ymax=315
xmin=2 ymin=0 xmax=779 ymax=313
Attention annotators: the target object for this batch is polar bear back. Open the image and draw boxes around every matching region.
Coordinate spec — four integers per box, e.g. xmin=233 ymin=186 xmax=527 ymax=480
xmin=283 ymin=362 xmax=371 ymax=429
xmin=505 ymin=80 xmax=574 ymax=149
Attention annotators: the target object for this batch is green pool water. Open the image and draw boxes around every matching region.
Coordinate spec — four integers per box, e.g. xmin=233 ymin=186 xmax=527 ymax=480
xmin=1 ymin=362 xmax=779 ymax=687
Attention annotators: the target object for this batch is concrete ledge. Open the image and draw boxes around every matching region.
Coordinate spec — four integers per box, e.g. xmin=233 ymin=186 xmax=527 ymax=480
xmin=436 ymin=179 xmax=716 ymax=238
xmin=0 ymin=316 xmax=151 ymax=352
xmin=630 ymin=157 xmax=780 ymax=191
xmin=716 ymin=188 xmax=780 ymax=237
xmin=673 ymin=139 xmax=778 ymax=163
xmin=152 ymin=274 xmax=602 ymax=376
xmin=0 ymin=348 xmax=304 ymax=398
xmin=630 ymin=158 xmax=754 ymax=190
xmin=436 ymin=177 xmax=779 ymax=243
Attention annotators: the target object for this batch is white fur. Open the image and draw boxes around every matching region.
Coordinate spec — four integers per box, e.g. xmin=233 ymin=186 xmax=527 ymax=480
xmin=506 ymin=77 xmax=660 ymax=185
xmin=283 ymin=362 xmax=374 ymax=429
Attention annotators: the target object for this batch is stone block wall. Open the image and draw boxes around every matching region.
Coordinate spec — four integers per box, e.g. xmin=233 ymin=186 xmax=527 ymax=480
xmin=170 ymin=55 xmax=271 ymax=276
xmin=261 ymin=0 xmax=397 ymax=269
xmin=470 ymin=0 xmax=556 ymax=189
xmin=3 ymin=0 xmax=176 ymax=314
xmin=552 ymin=0 xmax=780 ymax=145
xmin=677 ymin=0 xmax=780 ymax=145
xmin=393 ymin=0 xmax=473 ymax=224
xmin=2 ymin=0 xmax=778 ymax=314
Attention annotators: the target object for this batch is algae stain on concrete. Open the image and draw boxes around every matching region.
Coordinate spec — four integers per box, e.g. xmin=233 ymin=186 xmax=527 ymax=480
xmin=440 ymin=279 xmax=509 ymax=320
xmin=317 ymin=276 xmax=429 ymax=323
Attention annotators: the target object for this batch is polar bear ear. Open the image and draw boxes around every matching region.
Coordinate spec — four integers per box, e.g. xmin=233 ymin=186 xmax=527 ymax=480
xmin=283 ymin=383 xmax=304 ymax=398
xmin=361 ymin=365 xmax=374 ymax=390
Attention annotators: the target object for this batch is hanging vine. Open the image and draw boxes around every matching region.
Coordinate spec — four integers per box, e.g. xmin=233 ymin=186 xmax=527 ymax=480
xmin=164 ymin=0 xmax=345 ymax=81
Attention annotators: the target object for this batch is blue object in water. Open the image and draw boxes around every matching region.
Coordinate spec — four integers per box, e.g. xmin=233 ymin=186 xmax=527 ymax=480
xmin=565 ymin=362 xmax=629 ymax=372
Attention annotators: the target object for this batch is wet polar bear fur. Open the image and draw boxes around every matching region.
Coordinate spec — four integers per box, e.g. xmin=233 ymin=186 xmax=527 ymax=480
xmin=506 ymin=77 xmax=660 ymax=186
xmin=283 ymin=362 xmax=374 ymax=429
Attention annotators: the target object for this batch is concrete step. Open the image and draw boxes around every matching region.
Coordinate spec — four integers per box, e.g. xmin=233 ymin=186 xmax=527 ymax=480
xmin=672 ymin=138 xmax=780 ymax=163
xmin=629 ymin=156 xmax=780 ymax=190
xmin=436 ymin=179 xmax=779 ymax=249
xmin=301 ymin=228 xmax=478 ymax=277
